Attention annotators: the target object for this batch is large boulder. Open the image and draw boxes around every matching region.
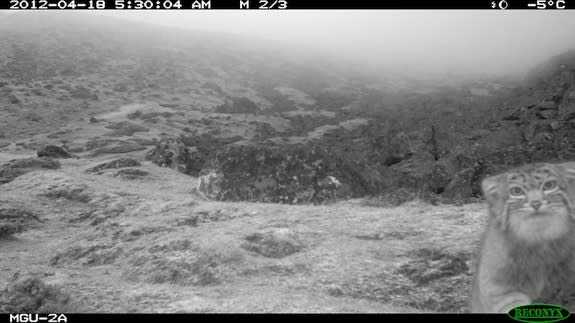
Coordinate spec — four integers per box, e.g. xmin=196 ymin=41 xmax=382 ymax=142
xmin=388 ymin=152 xmax=453 ymax=196
xmin=145 ymin=136 xmax=206 ymax=176
xmin=382 ymin=132 xmax=414 ymax=166
xmin=197 ymin=143 xmax=381 ymax=204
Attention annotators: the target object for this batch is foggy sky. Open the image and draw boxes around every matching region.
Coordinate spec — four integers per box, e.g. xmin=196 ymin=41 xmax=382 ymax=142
xmin=93 ymin=11 xmax=575 ymax=78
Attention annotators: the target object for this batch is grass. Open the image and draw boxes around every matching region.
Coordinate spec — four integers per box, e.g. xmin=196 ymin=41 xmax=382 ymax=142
xmin=50 ymin=244 xmax=124 ymax=267
xmin=241 ymin=231 xmax=304 ymax=258
xmin=324 ymin=248 xmax=472 ymax=312
xmin=42 ymin=187 xmax=92 ymax=203
xmin=0 ymin=277 xmax=80 ymax=313
xmin=0 ymin=207 xmax=40 ymax=239
xmin=0 ymin=223 xmax=25 ymax=239
xmin=0 ymin=144 xmax=488 ymax=313
xmin=123 ymin=253 xmax=222 ymax=286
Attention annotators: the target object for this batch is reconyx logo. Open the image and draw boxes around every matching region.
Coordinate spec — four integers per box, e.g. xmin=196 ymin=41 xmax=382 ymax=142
xmin=508 ymin=304 xmax=571 ymax=323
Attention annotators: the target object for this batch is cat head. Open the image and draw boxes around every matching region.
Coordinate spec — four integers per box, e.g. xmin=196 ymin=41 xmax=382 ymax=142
xmin=481 ymin=162 xmax=575 ymax=242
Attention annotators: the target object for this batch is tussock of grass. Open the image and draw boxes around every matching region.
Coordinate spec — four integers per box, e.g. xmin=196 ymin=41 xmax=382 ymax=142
xmin=123 ymin=253 xmax=222 ymax=286
xmin=0 ymin=207 xmax=40 ymax=239
xmin=50 ymin=244 xmax=124 ymax=267
xmin=0 ymin=223 xmax=25 ymax=239
xmin=0 ymin=277 xmax=79 ymax=313
xmin=398 ymin=248 xmax=470 ymax=286
xmin=42 ymin=186 xmax=92 ymax=203
xmin=325 ymin=248 xmax=472 ymax=312
xmin=241 ymin=231 xmax=303 ymax=258
xmin=122 ymin=240 xmax=245 ymax=286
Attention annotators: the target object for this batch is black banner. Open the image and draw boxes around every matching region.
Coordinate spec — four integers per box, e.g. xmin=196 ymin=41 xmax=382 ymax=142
xmin=2 ymin=0 xmax=574 ymax=10
xmin=1 ymin=313 xmax=561 ymax=323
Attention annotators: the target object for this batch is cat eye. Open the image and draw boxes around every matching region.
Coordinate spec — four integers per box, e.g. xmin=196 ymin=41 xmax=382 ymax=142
xmin=543 ymin=180 xmax=558 ymax=191
xmin=509 ymin=186 xmax=525 ymax=197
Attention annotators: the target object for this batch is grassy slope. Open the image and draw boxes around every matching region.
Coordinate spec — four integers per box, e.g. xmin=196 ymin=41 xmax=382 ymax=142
xmin=0 ymin=148 xmax=485 ymax=313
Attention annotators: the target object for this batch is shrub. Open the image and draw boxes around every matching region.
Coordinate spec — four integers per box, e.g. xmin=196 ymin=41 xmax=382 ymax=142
xmin=0 ymin=277 xmax=77 ymax=313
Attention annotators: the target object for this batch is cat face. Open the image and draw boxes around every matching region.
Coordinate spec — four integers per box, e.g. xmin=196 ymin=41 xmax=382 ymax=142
xmin=482 ymin=163 xmax=575 ymax=243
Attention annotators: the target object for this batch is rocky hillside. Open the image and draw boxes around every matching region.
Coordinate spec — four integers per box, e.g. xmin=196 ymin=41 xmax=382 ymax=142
xmin=2 ymin=13 xmax=575 ymax=314
xmin=0 ymin=12 xmax=573 ymax=207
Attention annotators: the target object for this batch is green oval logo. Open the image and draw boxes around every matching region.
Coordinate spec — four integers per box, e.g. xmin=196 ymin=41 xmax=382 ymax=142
xmin=508 ymin=304 xmax=571 ymax=323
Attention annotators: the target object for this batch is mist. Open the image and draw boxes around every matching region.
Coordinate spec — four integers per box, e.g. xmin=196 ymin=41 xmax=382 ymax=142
xmin=91 ymin=10 xmax=575 ymax=79
xmin=3 ymin=9 xmax=575 ymax=79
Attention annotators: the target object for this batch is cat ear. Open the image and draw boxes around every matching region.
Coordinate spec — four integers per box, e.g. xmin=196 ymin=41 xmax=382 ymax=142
xmin=481 ymin=174 xmax=509 ymax=230
xmin=557 ymin=162 xmax=575 ymax=179
xmin=555 ymin=162 xmax=575 ymax=219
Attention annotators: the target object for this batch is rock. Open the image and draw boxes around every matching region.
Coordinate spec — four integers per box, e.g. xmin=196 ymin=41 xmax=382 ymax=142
xmin=388 ymin=152 xmax=452 ymax=195
xmin=383 ymin=132 xmax=413 ymax=166
xmin=89 ymin=116 xmax=99 ymax=123
xmin=85 ymin=158 xmax=141 ymax=174
xmin=130 ymin=138 xmax=157 ymax=146
xmin=201 ymin=82 xmax=224 ymax=94
xmin=89 ymin=141 xmax=146 ymax=156
xmin=522 ymin=121 xmax=553 ymax=143
xmin=69 ymin=86 xmax=98 ymax=100
xmin=140 ymin=112 xmax=174 ymax=120
xmin=464 ymin=129 xmax=492 ymax=141
xmin=0 ymin=207 xmax=40 ymax=238
xmin=37 ymin=145 xmax=71 ymax=159
xmin=442 ymin=168 xmax=475 ymax=202
xmin=7 ymin=94 xmax=20 ymax=104
xmin=146 ymin=136 xmax=205 ymax=176
xmin=85 ymin=138 xmax=119 ymax=151
xmin=103 ymin=121 xmax=148 ymax=137
xmin=536 ymin=101 xmax=558 ymax=111
xmin=0 ymin=221 xmax=25 ymax=238
xmin=550 ymin=121 xmax=561 ymax=131
xmin=197 ymin=143 xmax=379 ymax=204
xmin=159 ymin=103 xmax=179 ymax=108
xmin=214 ymin=97 xmax=259 ymax=114
xmin=4 ymin=157 xmax=61 ymax=170
xmin=534 ymin=101 xmax=558 ymax=119
xmin=0 ymin=157 xmax=60 ymax=185
xmin=428 ymin=163 xmax=452 ymax=194
xmin=113 ymin=168 xmax=149 ymax=180
xmin=564 ymin=111 xmax=575 ymax=122
xmin=254 ymin=122 xmax=281 ymax=141
xmin=486 ymin=120 xmax=502 ymax=131
xmin=66 ymin=145 xmax=84 ymax=153
xmin=501 ymin=109 xmax=522 ymax=121
xmin=0 ymin=168 xmax=28 ymax=185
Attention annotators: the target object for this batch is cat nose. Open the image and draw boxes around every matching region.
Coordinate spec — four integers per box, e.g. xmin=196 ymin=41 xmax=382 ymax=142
xmin=531 ymin=200 xmax=542 ymax=210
